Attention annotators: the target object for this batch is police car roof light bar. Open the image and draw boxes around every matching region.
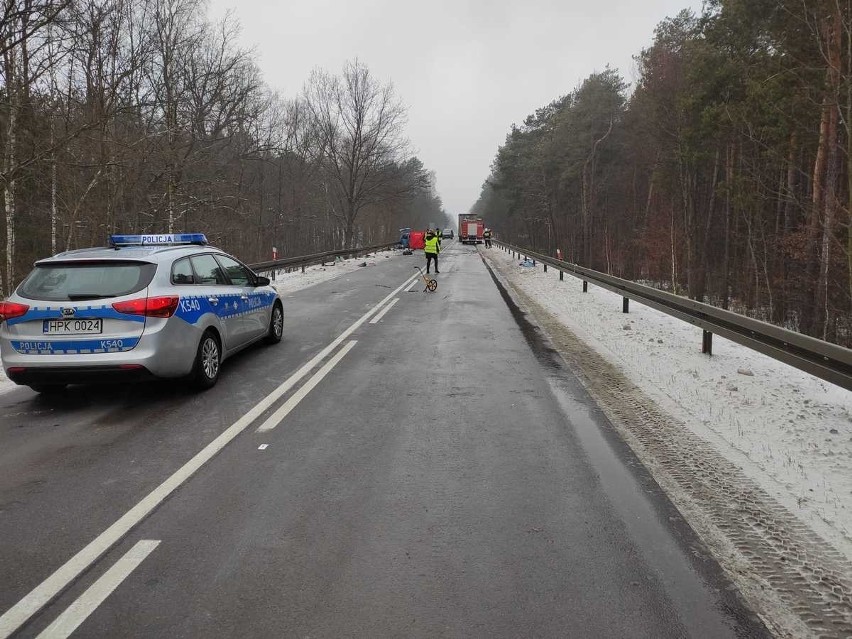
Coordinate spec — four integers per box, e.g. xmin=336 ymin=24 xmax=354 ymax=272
xmin=109 ymin=233 xmax=208 ymax=247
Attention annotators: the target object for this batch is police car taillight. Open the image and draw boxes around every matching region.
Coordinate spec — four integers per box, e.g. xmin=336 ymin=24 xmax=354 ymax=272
xmin=112 ymin=296 xmax=179 ymax=318
xmin=0 ymin=301 xmax=29 ymax=322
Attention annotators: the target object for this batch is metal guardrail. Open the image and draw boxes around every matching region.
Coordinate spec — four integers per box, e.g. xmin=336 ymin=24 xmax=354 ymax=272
xmin=248 ymin=242 xmax=398 ymax=275
xmin=494 ymin=241 xmax=852 ymax=391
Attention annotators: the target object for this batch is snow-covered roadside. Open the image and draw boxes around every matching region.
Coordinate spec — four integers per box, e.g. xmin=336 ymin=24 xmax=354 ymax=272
xmin=484 ymin=247 xmax=852 ymax=561
xmin=270 ymin=250 xmax=398 ymax=296
xmin=0 ymin=365 xmax=12 ymax=395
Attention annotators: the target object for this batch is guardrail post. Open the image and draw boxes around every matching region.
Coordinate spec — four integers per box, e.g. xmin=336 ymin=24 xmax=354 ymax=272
xmin=583 ymin=281 xmax=588 ymax=293
xmin=544 ymin=264 xmax=547 ymax=273
xmin=301 ymin=264 xmax=305 ymax=274
xmin=559 ymin=271 xmax=563 ymax=281
xmin=532 ymin=259 xmax=536 ymax=267
xmin=623 ymin=297 xmax=629 ymax=313
xmin=702 ymin=330 xmax=713 ymax=355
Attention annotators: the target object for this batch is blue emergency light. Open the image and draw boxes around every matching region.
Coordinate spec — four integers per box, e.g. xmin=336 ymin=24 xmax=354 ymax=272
xmin=108 ymin=233 xmax=208 ymax=247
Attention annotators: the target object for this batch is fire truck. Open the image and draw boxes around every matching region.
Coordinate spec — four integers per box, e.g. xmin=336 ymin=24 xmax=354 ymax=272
xmin=458 ymin=214 xmax=485 ymax=245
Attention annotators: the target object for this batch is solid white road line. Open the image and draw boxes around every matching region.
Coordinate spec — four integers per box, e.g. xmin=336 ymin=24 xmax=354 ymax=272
xmin=0 ymin=271 xmax=419 ymax=639
xmin=256 ymin=340 xmax=357 ymax=432
xmin=36 ymin=540 xmax=160 ymax=639
xmin=369 ymin=298 xmax=399 ymax=324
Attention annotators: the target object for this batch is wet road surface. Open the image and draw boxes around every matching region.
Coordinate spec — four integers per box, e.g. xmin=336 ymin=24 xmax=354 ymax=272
xmin=0 ymin=244 xmax=769 ymax=638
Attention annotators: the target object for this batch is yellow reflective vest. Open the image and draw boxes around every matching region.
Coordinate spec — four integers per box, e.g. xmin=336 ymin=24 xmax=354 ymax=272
xmin=425 ymin=236 xmax=440 ymax=254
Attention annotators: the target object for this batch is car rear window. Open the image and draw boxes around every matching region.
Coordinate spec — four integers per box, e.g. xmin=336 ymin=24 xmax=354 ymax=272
xmin=16 ymin=261 xmax=157 ymax=301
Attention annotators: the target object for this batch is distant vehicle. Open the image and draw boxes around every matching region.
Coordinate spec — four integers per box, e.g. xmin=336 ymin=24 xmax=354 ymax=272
xmin=0 ymin=233 xmax=283 ymax=393
xmin=408 ymin=230 xmax=426 ymax=250
xmin=399 ymin=227 xmax=411 ymax=248
xmin=441 ymin=229 xmax=454 ymax=239
xmin=458 ymin=214 xmax=484 ymax=244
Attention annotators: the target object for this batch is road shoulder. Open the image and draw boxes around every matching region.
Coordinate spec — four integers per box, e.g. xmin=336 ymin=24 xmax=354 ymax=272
xmin=481 ymin=247 xmax=852 ymax=639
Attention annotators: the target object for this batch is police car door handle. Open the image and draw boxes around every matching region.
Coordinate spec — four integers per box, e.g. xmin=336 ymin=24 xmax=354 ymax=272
xmin=208 ymin=297 xmax=219 ymax=305
xmin=240 ymin=295 xmax=249 ymax=300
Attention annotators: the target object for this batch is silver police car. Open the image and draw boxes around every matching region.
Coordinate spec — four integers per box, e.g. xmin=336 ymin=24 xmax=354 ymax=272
xmin=0 ymin=233 xmax=283 ymax=393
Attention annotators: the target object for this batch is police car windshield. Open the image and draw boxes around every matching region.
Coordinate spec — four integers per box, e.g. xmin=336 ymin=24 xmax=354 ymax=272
xmin=16 ymin=261 xmax=157 ymax=301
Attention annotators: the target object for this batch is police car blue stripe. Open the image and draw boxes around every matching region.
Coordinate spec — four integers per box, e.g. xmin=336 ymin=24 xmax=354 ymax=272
xmin=173 ymin=292 xmax=277 ymax=325
xmin=10 ymin=337 xmax=140 ymax=355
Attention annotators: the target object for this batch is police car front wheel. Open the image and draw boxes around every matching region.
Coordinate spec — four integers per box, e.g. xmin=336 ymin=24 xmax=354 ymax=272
xmin=191 ymin=330 xmax=221 ymax=389
xmin=264 ymin=303 xmax=283 ymax=344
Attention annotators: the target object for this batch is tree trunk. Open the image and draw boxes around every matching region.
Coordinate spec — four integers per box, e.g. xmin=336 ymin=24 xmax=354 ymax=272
xmin=818 ymin=103 xmax=839 ymax=339
xmin=670 ymin=200 xmax=678 ymax=294
xmin=344 ymin=201 xmax=357 ymax=249
xmin=722 ymin=144 xmax=733 ymax=309
xmin=694 ymin=147 xmax=720 ymax=302
xmin=3 ymin=71 xmax=17 ymax=297
xmin=51 ymin=116 xmax=57 ymax=255
xmin=776 ymin=132 xmax=798 ymax=322
xmin=808 ymin=7 xmax=843 ymax=338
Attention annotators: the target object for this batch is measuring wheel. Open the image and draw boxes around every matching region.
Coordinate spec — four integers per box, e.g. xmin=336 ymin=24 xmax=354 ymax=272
xmin=414 ymin=266 xmax=439 ymax=293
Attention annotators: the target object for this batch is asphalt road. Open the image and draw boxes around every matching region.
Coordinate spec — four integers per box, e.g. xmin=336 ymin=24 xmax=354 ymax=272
xmin=0 ymin=242 xmax=769 ymax=638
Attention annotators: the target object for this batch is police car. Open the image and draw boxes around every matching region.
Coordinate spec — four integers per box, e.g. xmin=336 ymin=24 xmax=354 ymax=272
xmin=0 ymin=234 xmax=284 ymax=393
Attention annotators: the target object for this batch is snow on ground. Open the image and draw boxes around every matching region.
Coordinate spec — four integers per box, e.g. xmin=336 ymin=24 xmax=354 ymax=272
xmin=270 ymin=250 xmax=397 ymax=296
xmin=0 ymin=365 xmax=11 ymax=395
xmin=484 ymin=247 xmax=852 ymax=561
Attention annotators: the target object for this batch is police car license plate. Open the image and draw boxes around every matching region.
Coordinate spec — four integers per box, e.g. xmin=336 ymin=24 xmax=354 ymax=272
xmin=43 ymin=319 xmax=103 ymax=335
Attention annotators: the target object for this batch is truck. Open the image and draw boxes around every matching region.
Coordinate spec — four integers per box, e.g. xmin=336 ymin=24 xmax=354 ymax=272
xmin=458 ymin=214 xmax=484 ymax=245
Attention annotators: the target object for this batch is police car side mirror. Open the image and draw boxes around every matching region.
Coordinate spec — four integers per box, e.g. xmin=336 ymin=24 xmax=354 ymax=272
xmin=255 ymin=275 xmax=271 ymax=287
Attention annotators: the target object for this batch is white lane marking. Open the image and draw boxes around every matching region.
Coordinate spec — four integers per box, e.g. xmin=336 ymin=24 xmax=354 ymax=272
xmin=0 ymin=272 xmax=419 ymax=639
xmin=256 ymin=340 xmax=357 ymax=432
xmin=258 ymin=444 xmax=268 ymax=450
xmin=404 ymin=279 xmax=418 ymax=292
xmin=36 ymin=540 xmax=160 ymax=639
xmin=369 ymin=298 xmax=399 ymax=324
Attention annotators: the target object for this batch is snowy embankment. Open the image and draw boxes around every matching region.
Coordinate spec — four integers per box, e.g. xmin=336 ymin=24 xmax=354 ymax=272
xmin=0 ymin=250 xmax=397 ymax=396
xmin=483 ymin=246 xmax=852 ymax=561
xmin=270 ymin=251 xmax=395 ymax=295
xmin=0 ymin=364 xmax=10 ymax=393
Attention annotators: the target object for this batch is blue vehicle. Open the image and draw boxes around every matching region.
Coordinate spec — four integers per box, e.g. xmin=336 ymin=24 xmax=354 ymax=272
xmin=398 ymin=227 xmax=412 ymax=249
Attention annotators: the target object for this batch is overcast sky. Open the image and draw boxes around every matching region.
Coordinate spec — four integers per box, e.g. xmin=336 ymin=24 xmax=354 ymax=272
xmin=207 ymin=0 xmax=705 ymax=216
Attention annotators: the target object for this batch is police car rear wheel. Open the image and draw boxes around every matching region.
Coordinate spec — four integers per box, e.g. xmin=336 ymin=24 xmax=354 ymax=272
xmin=265 ymin=303 xmax=283 ymax=344
xmin=191 ymin=331 xmax=220 ymax=389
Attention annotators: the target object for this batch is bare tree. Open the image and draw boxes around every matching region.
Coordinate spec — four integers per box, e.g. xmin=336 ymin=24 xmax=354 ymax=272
xmin=304 ymin=59 xmax=411 ymax=248
xmin=1 ymin=0 xmax=71 ymax=295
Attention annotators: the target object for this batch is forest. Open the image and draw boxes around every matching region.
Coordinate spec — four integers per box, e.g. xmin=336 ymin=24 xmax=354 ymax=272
xmin=473 ymin=0 xmax=852 ymax=344
xmin=0 ymin=0 xmax=446 ymax=299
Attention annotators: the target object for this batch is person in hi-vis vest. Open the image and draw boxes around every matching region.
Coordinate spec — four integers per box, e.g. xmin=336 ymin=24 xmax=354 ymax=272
xmin=424 ymin=230 xmax=440 ymax=274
